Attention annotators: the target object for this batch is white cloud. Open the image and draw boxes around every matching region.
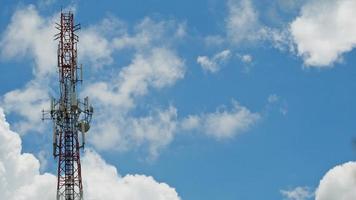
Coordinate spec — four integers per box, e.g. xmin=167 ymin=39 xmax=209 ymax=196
xmin=290 ymin=0 xmax=356 ymax=67
xmin=84 ymin=47 xmax=185 ymax=110
xmin=208 ymin=0 xmax=294 ymax=53
xmin=315 ymin=162 xmax=356 ymax=200
xmin=127 ymin=106 xmax=178 ymax=159
xmin=82 ymin=46 xmax=185 ymax=159
xmin=181 ymin=100 xmax=260 ymax=139
xmin=80 ymin=28 xmax=114 ymax=68
xmin=197 ymin=49 xmax=231 ymax=73
xmin=1 ymin=81 xmax=50 ymax=133
xmin=82 ymin=150 xmax=180 ymax=200
xmin=283 ymin=162 xmax=356 ymax=200
xmin=59 ymin=39 xmax=257 ymax=158
xmin=240 ymin=54 xmax=253 ymax=63
xmin=180 ymin=115 xmax=201 ymax=131
xmin=0 ymin=107 xmax=181 ymax=200
xmin=0 ymin=5 xmax=56 ymax=133
xmin=0 ymin=107 xmax=56 ymax=200
xmin=0 ymin=4 xmax=57 ymax=77
xmin=79 ymin=15 xmax=186 ymax=68
xmin=89 ymin=96 xmax=260 ymax=158
xmin=90 ymin=106 xmax=178 ymax=160
xmin=90 ymin=97 xmax=260 ymax=158
xmin=281 ymin=186 xmax=313 ymax=200
xmin=112 ymin=17 xmax=186 ymax=51
xmin=226 ymin=0 xmax=264 ymax=44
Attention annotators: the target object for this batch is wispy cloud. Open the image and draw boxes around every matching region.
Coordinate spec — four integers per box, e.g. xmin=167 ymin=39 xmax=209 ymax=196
xmin=280 ymin=186 xmax=313 ymax=200
xmin=181 ymin=100 xmax=260 ymax=139
xmin=197 ymin=49 xmax=231 ymax=73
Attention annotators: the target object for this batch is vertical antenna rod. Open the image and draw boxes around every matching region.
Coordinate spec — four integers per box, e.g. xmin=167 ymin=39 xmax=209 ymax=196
xmin=43 ymin=11 xmax=93 ymax=200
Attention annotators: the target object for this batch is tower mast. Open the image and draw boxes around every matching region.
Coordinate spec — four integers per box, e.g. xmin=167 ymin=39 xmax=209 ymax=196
xmin=44 ymin=11 xmax=93 ymax=200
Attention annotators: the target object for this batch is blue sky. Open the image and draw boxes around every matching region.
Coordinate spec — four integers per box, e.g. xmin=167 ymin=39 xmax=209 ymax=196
xmin=1 ymin=0 xmax=356 ymax=200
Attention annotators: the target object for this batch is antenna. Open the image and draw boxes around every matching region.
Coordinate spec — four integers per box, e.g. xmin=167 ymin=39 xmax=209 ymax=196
xmin=43 ymin=11 xmax=93 ymax=200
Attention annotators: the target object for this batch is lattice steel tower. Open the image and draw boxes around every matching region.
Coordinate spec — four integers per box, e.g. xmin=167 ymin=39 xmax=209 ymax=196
xmin=43 ymin=11 xmax=93 ymax=200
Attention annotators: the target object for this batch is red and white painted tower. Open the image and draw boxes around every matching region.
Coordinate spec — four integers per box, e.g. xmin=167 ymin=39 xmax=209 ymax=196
xmin=44 ymin=11 xmax=93 ymax=200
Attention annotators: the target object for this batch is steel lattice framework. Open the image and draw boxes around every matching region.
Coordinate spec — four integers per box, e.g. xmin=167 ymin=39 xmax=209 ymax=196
xmin=43 ymin=11 xmax=93 ymax=200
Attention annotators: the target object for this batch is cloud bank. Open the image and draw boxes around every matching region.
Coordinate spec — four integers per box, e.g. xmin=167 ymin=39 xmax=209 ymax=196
xmin=0 ymin=107 xmax=180 ymax=200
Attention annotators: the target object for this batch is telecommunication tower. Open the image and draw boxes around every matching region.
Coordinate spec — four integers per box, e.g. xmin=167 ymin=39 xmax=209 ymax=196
xmin=43 ymin=11 xmax=93 ymax=200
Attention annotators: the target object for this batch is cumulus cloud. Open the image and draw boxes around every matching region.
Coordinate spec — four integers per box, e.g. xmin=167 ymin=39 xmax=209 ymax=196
xmin=282 ymin=162 xmax=356 ymax=200
xmin=280 ymin=186 xmax=313 ymax=200
xmin=79 ymin=12 xmax=187 ymax=68
xmin=0 ymin=107 xmax=180 ymax=200
xmin=197 ymin=49 xmax=231 ymax=73
xmin=89 ymin=94 xmax=260 ymax=158
xmin=2 ymin=81 xmax=50 ymax=134
xmin=0 ymin=106 xmax=56 ymax=200
xmin=89 ymin=106 xmax=178 ymax=160
xmin=290 ymin=0 xmax=356 ymax=67
xmin=80 ymin=28 xmax=114 ymax=68
xmin=84 ymin=47 xmax=185 ymax=110
xmin=78 ymin=17 xmax=187 ymax=158
xmin=315 ymin=162 xmax=356 ymax=200
xmin=89 ymin=95 xmax=260 ymax=159
xmin=82 ymin=47 xmax=185 ymax=159
xmin=0 ymin=4 xmax=57 ymax=77
xmin=82 ymin=150 xmax=180 ymax=200
xmin=181 ymin=100 xmax=260 ymax=139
